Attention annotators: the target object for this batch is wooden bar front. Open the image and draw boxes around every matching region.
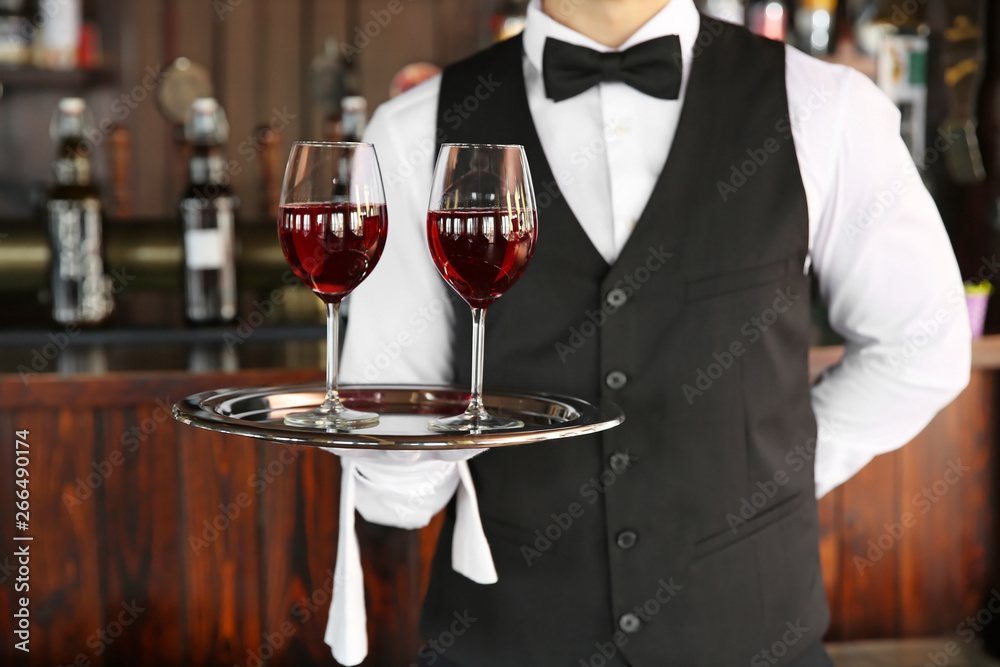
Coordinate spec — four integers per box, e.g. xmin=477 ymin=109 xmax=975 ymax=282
xmin=0 ymin=342 xmax=996 ymax=666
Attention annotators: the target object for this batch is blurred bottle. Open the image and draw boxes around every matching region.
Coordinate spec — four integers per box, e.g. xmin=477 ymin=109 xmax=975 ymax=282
xmin=747 ymin=0 xmax=789 ymax=42
xmin=311 ymin=37 xmax=358 ymax=142
xmin=492 ymin=0 xmax=527 ymax=42
xmin=875 ymin=23 xmax=929 ymax=166
xmin=57 ymin=344 xmax=108 ymax=375
xmin=188 ymin=341 xmax=239 ymax=373
xmin=697 ymin=0 xmax=745 ymax=25
xmin=180 ymin=98 xmax=238 ymax=325
xmin=852 ymin=0 xmax=886 ymax=61
xmin=47 ymin=97 xmax=113 ymax=325
xmin=794 ymin=0 xmax=836 ymax=56
xmin=0 ymin=0 xmax=32 ymax=65
xmin=936 ymin=2 xmax=987 ymax=184
xmin=340 ymin=95 xmax=367 ymax=142
xmin=35 ymin=0 xmax=79 ymax=69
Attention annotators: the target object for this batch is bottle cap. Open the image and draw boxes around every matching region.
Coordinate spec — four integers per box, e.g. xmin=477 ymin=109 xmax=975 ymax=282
xmin=185 ymin=97 xmax=230 ymax=145
xmin=50 ymin=97 xmax=88 ymax=141
xmin=341 ymin=95 xmax=366 ymax=114
xmin=58 ymin=97 xmax=86 ymax=114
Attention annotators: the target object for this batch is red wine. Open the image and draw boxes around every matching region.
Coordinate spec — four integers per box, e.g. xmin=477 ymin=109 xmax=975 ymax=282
xmin=278 ymin=202 xmax=388 ymax=303
xmin=427 ymin=208 xmax=537 ymax=309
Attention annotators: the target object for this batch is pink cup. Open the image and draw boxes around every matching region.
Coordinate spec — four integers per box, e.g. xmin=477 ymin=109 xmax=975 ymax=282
xmin=967 ymin=294 xmax=990 ymax=338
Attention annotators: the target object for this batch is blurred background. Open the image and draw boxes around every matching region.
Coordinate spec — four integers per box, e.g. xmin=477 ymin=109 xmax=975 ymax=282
xmin=0 ymin=1 xmax=999 ymax=666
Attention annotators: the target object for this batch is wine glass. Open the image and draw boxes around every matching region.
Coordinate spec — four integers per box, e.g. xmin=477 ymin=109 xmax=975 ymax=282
xmin=277 ymin=141 xmax=388 ymax=429
xmin=426 ymin=144 xmax=538 ymax=432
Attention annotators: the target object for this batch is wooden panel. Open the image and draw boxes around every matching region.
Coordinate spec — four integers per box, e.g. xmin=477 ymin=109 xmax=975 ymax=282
xmin=217 ymin=0 xmax=261 ymax=220
xmin=296 ymin=448 xmax=344 ymax=663
xmin=100 ymin=403 xmax=186 ymax=666
xmin=308 ymin=0 xmax=350 ymax=141
xmin=419 ymin=512 xmax=445 ymax=601
xmin=179 ymin=423 xmax=261 ymax=666
xmin=898 ymin=409 xmax=957 ymax=637
xmin=129 ymin=0 xmax=171 ymax=217
xmin=0 ymin=361 xmax=997 ymax=663
xmin=897 ymin=371 xmax=996 ymax=636
xmin=357 ymin=0 xmax=436 ymax=110
xmin=260 ymin=446 xmax=341 ymax=667
xmin=436 ymin=0 xmax=488 ymax=67
xmin=817 ymin=486 xmax=842 ymax=640
xmin=172 ymin=0 xmax=216 ymax=67
xmin=961 ymin=372 xmax=998 ymax=621
xmin=836 ymin=449 xmax=899 ymax=638
xmin=357 ymin=518 xmax=425 ymax=666
xmin=0 ymin=408 xmax=28 ymax=667
xmin=166 ymin=0 xmax=220 ymax=206
xmin=819 ymin=371 xmax=1000 ymax=642
xmin=258 ymin=0 xmax=303 ymax=213
xmin=30 ymin=408 xmax=105 ymax=666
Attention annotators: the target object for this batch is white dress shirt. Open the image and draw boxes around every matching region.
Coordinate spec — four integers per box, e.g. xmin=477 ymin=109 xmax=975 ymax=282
xmin=325 ymin=0 xmax=972 ymax=662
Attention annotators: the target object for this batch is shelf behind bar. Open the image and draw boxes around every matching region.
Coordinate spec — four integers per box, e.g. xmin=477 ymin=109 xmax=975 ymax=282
xmin=0 ymin=217 xmax=288 ymax=290
xmin=809 ymin=334 xmax=1000 ymax=381
xmin=0 ymin=324 xmax=324 ymax=347
xmin=0 ymin=66 xmax=115 ymax=90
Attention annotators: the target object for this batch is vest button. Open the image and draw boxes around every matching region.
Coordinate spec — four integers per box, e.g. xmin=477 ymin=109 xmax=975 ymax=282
xmin=606 ymin=288 xmax=629 ymax=308
xmin=616 ymin=530 xmax=637 ymax=550
xmin=609 ymin=451 xmax=631 ymax=475
xmin=619 ymin=612 xmax=641 ymax=634
xmin=605 ymin=371 xmax=627 ymax=390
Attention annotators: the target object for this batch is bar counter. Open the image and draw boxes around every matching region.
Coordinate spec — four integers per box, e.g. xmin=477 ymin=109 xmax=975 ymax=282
xmin=0 ymin=336 xmax=995 ymax=666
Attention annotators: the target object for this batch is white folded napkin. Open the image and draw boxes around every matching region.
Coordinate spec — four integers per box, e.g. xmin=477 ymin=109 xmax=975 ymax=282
xmin=326 ymin=459 xmax=497 ymax=665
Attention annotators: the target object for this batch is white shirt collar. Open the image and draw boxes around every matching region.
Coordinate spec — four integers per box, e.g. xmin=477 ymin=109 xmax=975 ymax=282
xmin=522 ymin=0 xmax=701 ymax=75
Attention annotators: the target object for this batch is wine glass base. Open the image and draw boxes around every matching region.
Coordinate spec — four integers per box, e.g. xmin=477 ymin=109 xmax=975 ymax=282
xmin=428 ymin=411 xmax=524 ymax=433
xmin=284 ymin=407 xmax=380 ymax=430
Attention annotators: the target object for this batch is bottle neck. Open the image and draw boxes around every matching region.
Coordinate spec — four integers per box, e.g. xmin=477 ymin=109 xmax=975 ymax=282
xmin=54 ymin=140 xmax=91 ymax=186
xmin=189 ymin=146 xmax=228 ymax=187
xmin=341 ymin=111 xmax=366 ymax=142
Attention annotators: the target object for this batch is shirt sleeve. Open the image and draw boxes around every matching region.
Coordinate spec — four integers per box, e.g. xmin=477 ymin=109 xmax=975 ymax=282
xmin=787 ymin=49 xmax=972 ymax=498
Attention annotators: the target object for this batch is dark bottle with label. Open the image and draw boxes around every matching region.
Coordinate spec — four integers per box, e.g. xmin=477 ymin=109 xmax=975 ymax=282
xmin=180 ymin=97 xmax=238 ymax=325
xmin=340 ymin=95 xmax=367 ymax=141
xmin=47 ymin=97 xmax=113 ymax=325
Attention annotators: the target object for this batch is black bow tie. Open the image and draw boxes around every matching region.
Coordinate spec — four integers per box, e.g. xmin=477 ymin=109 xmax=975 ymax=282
xmin=542 ymin=35 xmax=683 ymax=103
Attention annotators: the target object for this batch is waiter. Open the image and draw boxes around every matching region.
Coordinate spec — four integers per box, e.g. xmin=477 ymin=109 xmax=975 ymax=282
xmin=328 ymin=0 xmax=971 ymax=665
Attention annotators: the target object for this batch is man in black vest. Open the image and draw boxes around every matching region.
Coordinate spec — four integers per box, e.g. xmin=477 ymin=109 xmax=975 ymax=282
xmin=327 ymin=1 xmax=972 ymax=665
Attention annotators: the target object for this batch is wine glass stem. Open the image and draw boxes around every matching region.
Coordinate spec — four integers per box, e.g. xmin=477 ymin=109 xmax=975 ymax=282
xmin=325 ymin=301 xmax=342 ymax=409
xmin=469 ymin=306 xmax=486 ymax=415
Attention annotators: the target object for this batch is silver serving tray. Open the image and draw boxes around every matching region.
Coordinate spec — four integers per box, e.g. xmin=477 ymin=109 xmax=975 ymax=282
xmin=172 ymin=384 xmax=624 ymax=449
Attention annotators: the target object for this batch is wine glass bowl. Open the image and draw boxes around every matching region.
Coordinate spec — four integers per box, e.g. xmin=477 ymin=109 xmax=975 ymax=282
xmin=277 ymin=142 xmax=388 ymax=429
xmin=278 ymin=201 xmax=387 ymax=299
xmin=426 ymin=144 xmax=538 ymax=432
xmin=426 ymin=207 xmax=536 ymax=309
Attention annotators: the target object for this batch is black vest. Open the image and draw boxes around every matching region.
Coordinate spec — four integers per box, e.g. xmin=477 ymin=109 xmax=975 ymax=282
xmin=423 ymin=17 xmax=827 ymax=666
